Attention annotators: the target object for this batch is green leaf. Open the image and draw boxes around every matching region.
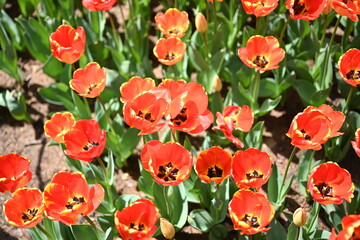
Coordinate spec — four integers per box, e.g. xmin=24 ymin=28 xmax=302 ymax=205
xmin=43 ymin=55 xmax=65 ymax=81
xmin=286 ymin=222 xmax=299 ymax=240
xmin=17 ymin=0 xmax=38 ymax=16
xmin=267 ymin=219 xmax=287 ymax=240
xmin=71 ymin=224 xmax=100 ymax=240
xmin=310 ymin=87 xmax=332 ymax=107
xmin=118 ymin=128 xmax=140 ymax=163
xmin=71 ymin=91 xmax=92 ymax=119
xmin=4 ymin=90 xmax=32 ymax=122
xmin=114 ymin=194 xmax=140 ymax=210
xmin=293 ymin=80 xmax=316 ymax=106
xmin=268 ymin=162 xmax=281 ymax=203
xmin=170 ymin=183 xmax=188 ymax=229
xmin=188 ymin=209 xmax=215 ymax=232
xmin=256 ymin=96 xmax=282 ymax=117
xmin=297 ymin=150 xmax=313 ymax=195
xmin=209 ymin=224 xmax=228 ymax=240
xmin=244 ymin=121 xmax=265 ymax=149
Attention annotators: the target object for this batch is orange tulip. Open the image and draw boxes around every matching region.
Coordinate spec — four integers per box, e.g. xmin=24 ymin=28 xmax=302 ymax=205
xmin=195 ymin=146 xmax=232 ymax=184
xmin=0 ymin=153 xmax=32 ymax=193
xmin=338 ymin=48 xmax=360 ymax=87
xmin=155 ymin=8 xmax=189 ymax=38
xmin=64 ymin=119 xmax=106 ymax=162
xmin=70 ymin=62 xmax=106 ymax=98
xmin=238 ymin=35 xmax=285 ymax=71
xmin=351 ymin=128 xmax=360 ymax=157
xmin=208 ymin=0 xmax=224 ymax=3
xmin=153 ymin=38 xmax=186 ymax=66
xmin=44 ymin=112 xmax=75 ymax=143
xmin=120 ymin=76 xmax=156 ymax=103
xmin=43 ymin=171 xmax=104 ymax=225
xmin=332 ymin=215 xmax=360 ymax=239
xmin=49 ymin=25 xmax=86 ymax=64
xmin=232 ymin=148 xmax=272 ymax=190
xmin=332 ymin=0 xmax=360 ymax=22
xmin=241 ymin=0 xmax=279 ymax=17
xmin=82 ymin=0 xmax=117 ymax=11
xmin=286 ymin=0 xmax=327 ymax=20
xmin=286 ymin=104 xmax=345 ymax=150
xmin=123 ymin=92 xmax=168 ymax=135
xmin=159 ymin=80 xmax=213 ymax=134
xmin=141 ymin=140 xmax=192 ymax=186
xmin=323 ymin=0 xmax=333 ymax=14
xmin=213 ymin=105 xmax=254 ymax=148
xmin=307 ymin=162 xmax=354 ymax=205
xmin=3 ymin=188 xmax=44 ymax=228
xmin=114 ymin=198 xmax=160 ymax=240
xmin=229 ymin=189 xmax=274 ymax=235
xmin=195 ymin=13 xmax=208 ymax=33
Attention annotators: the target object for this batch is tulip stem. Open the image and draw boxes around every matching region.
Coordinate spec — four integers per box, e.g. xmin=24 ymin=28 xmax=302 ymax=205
xmin=201 ymin=33 xmax=209 ymax=59
xmin=163 ymin=186 xmax=172 ymax=219
xmin=320 ymin=15 xmax=341 ymax=90
xmin=96 ymin=156 xmax=108 ymax=181
xmin=36 ymin=224 xmax=54 ymax=240
xmin=279 ymin=15 xmax=291 ymax=46
xmin=171 ymin=130 xmax=179 ymax=143
xmin=172 ymin=65 xmax=177 ymax=79
xmin=344 ymin=87 xmax=355 ymax=115
xmin=251 ymin=70 xmax=261 ymax=108
xmin=83 ymin=215 xmax=102 ymax=240
xmin=307 ymin=202 xmax=320 ymax=232
xmin=279 ymin=146 xmax=297 ymax=196
xmin=108 ymin=11 xmax=121 ymax=50
xmin=212 ymin=0 xmax=218 ymax=36
xmin=97 ymin=96 xmax=116 ymax=134
xmin=320 ymin=14 xmax=328 ymax=48
xmin=306 ymin=150 xmax=316 ymax=177
xmin=205 ymin=0 xmax=210 ymax=22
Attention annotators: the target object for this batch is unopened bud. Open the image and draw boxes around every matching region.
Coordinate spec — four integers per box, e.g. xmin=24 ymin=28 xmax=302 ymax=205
xmin=160 ymin=218 xmax=175 ymax=239
xmin=293 ymin=208 xmax=307 ymax=227
xmin=323 ymin=0 xmax=332 ymax=14
xmin=195 ymin=13 xmax=208 ymax=33
xmin=213 ymin=75 xmax=222 ymax=92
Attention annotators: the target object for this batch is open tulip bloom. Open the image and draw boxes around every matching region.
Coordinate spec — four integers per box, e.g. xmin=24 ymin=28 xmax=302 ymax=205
xmin=338 ymin=48 xmax=360 ymax=87
xmin=286 ymin=0 xmax=327 ymax=20
xmin=82 ymin=0 xmax=117 ymax=11
xmin=153 ymin=37 xmax=186 ymax=66
xmin=241 ymin=0 xmax=279 ymax=17
xmin=49 ymin=25 xmax=86 ymax=64
xmin=330 ymin=215 xmax=360 ymax=239
xmin=120 ymin=76 xmax=157 ymax=103
xmin=0 ymin=153 xmax=32 ymax=193
xmin=352 ymin=128 xmax=360 ymax=157
xmin=331 ymin=0 xmax=360 ymax=22
xmin=155 ymin=8 xmax=189 ymax=38
xmin=43 ymin=171 xmax=105 ymax=225
xmin=44 ymin=112 xmax=75 ymax=143
xmin=3 ymin=188 xmax=44 ymax=228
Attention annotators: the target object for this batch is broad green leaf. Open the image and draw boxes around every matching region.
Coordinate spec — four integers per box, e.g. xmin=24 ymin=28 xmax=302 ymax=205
xmin=268 ymin=163 xmax=281 ymax=203
xmin=267 ymin=219 xmax=287 ymax=240
xmin=188 ymin=209 xmax=215 ymax=232
xmin=209 ymin=224 xmax=228 ymax=240
xmin=114 ymin=194 xmax=140 ymax=210
xmin=4 ymin=90 xmax=32 ymax=122
xmin=286 ymin=223 xmax=299 ymax=240
xmin=256 ymin=96 xmax=282 ymax=117
xmin=71 ymin=224 xmax=101 ymax=240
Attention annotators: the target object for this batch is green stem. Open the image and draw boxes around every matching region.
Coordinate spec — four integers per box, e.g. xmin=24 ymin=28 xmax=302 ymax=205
xmin=307 ymin=202 xmax=320 ymax=231
xmin=171 ymin=130 xmax=179 ymax=143
xmin=212 ymin=0 xmax=218 ymax=36
xmin=344 ymin=87 xmax=355 ymax=115
xmin=306 ymin=150 xmax=316 ymax=177
xmin=205 ymin=0 xmax=210 ymax=22
xmin=320 ymin=16 xmax=341 ymax=89
xmin=163 ymin=186 xmax=172 ymax=219
xmin=96 ymin=156 xmax=108 ymax=181
xmin=320 ymin=14 xmax=328 ymax=47
xmin=36 ymin=224 xmax=54 ymax=240
xmin=279 ymin=15 xmax=291 ymax=46
xmin=108 ymin=11 xmax=121 ymax=50
xmin=295 ymin=227 xmax=300 ymax=240
xmin=83 ymin=215 xmax=102 ymax=240
xmin=201 ymin=33 xmax=209 ymax=59
xmin=255 ymin=16 xmax=261 ymax=34
xmin=171 ymin=65 xmax=177 ymax=79
xmin=279 ymin=146 xmax=297 ymax=195
xmin=97 ymin=97 xmax=116 ymax=134
xmin=251 ymin=70 xmax=261 ymax=108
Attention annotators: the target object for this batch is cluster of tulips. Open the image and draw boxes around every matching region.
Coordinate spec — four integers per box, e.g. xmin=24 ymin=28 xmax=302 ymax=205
xmin=2 ymin=0 xmax=360 ymax=239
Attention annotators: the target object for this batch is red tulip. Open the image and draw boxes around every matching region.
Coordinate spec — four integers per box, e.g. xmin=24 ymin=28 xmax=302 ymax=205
xmin=213 ymin=105 xmax=254 ymax=148
xmin=238 ymin=35 xmax=285 ymax=71
xmin=307 ymin=162 xmax=354 ymax=205
xmin=114 ymin=198 xmax=159 ymax=240
xmin=49 ymin=25 xmax=86 ymax=64
xmin=43 ymin=171 xmax=104 ymax=225
xmin=338 ymin=48 xmax=360 ymax=87
xmin=44 ymin=112 xmax=75 ymax=143
xmin=4 ymin=188 xmax=44 ymax=228
xmin=120 ymin=76 xmax=156 ymax=103
xmin=153 ymin=38 xmax=186 ymax=66
xmin=70 ymin=62 xmax=106 ymax=98
xmin=64 ymin=119 xmax=106 ymax=162
xmin=232 ymin=148 xmax=272 ymax=190
xmin=141 ymin=140 xmax=192 ymax=186
xmin=332 ymin=0 xmax=360 ymax=22
xmin=286 ymin=104 xmax=345 ymax=150
xmin=82 ymin=0 xmax=117 ymax=11
xmin=0 ymin=153 xmax=32 ymax=193
xmin=241 ymin=0 xmax=279 ymax=17
xmin=229 ymin=189 xmax=274 ymax=235
xmin=195 ymin=146 xmax=232 ymax=184
xmin=351 ymin=128 xmax=360 ymax=157
xmin=286 ymin=0 xmax=327 ymax=20
xmin=155 ymin=8 xmax=189 ymax=38
xmin=333 ymin=214 xmax=360 ymax=240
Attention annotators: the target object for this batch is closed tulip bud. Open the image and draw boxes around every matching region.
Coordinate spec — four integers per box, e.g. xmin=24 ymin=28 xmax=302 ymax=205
xmin=213 ymin=75 xmax=222 ymax=92
xmin=160 ymin=218 xmax=175 ymax=239
xmin=323 ymin=0 xmax=333 ymax=14
xmin=293 ymin=208 xmax=307 ymax=227
xmin=195 ymin=12 xmax=208 ymax=33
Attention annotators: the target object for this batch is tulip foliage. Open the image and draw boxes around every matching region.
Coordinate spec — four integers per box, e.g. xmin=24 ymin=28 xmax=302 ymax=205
xmin=2 ymin=0 xmax=360 ymax=240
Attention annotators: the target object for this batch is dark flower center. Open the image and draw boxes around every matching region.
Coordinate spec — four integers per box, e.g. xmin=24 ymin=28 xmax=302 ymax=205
xmin=207 ymin=165 xmax=223 ymax=178
xmin=137 ymin=110 xmax=155 ymax=123
xmin=293 ymin=0 xmax=308 ymax=15
xmin=300 ymin=129 xmax=312 ymax=141
xmin=171 ymin=108 xmax=188 ymax=126
xmin=21 ymin=208 xmax=38 ymax=222
xmin=157 ymin=162 xmax=179 ymax=182
xmin=346 ymin=70 xmax=360 ymax=80
xmin=169 ymin=29 xmax=181 ymax=35
xmin=253 ymin=56 xmax=269 ymax=68
xmin=242 ymin=214 xmax=260 ymax=228
xmin=65 ymin=196 xmax=85 ymax=209
xmin=83 ymin=141 xmax=99 ymax=151
xmin=246 ymin=170 xmax=264 ymax=180
xmin=315 ymin=182 xmax=333 ymax=198
xmin=165 ymin=52 xmax=176 ymax=61
xmin=130 ymin=222 xmax=145 ymax=231
xmin=87 ymin=83 xmax=98 ymax=94
xmin=351 ymin=226 xmax=360 ymax=239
